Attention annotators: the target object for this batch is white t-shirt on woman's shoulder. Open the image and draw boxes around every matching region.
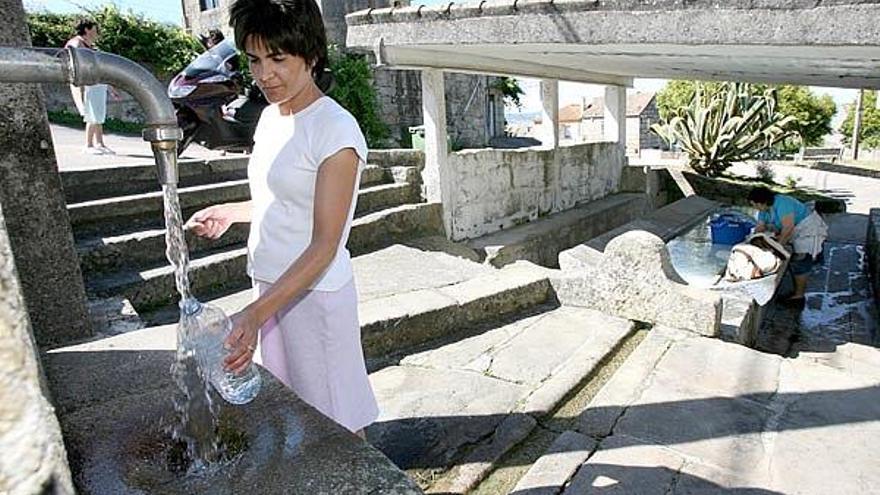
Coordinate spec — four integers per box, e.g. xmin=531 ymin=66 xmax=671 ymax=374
xmin=246 ymin=96 xmax=367 ymax=291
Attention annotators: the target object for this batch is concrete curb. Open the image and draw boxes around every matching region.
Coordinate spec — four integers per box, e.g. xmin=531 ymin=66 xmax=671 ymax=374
xmin=510 ymin=430 xmax=597 ymax=495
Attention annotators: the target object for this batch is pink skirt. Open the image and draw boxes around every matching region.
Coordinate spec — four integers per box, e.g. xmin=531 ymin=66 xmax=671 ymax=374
xmin=255 ymin=279 xmax=379 ymax=432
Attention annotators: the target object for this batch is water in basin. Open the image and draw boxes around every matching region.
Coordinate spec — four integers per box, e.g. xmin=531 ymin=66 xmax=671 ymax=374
xmin=667 ymin=207 xmax=758 ymax=288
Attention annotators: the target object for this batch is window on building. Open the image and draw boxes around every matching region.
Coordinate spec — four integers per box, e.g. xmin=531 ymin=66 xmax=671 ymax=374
xmin=200 ymin=0 xmax=220 ymax=11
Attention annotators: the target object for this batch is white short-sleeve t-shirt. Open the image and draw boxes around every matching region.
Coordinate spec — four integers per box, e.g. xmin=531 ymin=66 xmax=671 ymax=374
xmin=246 ymin=96 xmax=368 ymax=291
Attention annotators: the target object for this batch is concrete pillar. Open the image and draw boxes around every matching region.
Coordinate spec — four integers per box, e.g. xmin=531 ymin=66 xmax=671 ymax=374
xmin=0 ymin=201 xmax=75 ymax=495
xmin=421 ymin=69 xmax=453 ymax=236
xmin=0 ymin=4 xmax=77 ymax=492
xmin=604 ymin=85 xmax=627 ymax=151
xmin=540 ymin=79 xmax=559 ymax=148
xmin=0 ymin=0 xmax=92 ymax=347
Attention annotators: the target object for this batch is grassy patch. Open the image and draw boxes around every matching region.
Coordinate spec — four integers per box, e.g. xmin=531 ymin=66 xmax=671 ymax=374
xmin=47 ymin=109 xmax=143 ymax=136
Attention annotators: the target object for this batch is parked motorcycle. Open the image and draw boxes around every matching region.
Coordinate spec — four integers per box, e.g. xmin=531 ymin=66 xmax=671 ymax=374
xmin=169 ymin=39 xmax=335 ymax=156
xmin=168 ymin=39 xmax=265 ymax=155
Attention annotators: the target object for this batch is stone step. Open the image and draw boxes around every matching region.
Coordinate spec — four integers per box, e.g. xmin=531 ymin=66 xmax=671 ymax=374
xmin=367 ymin=304 xmax=634 ymax=491
xmin=77 ymin=202 xmax=443 ymax=276
xmin=86 ymin=247 xmax=250 ymax=312
xmin=69 ymin=169 xmax=420 ymax=238
xmin=61 ymin=155 xmax=396 ymax=203
xmin=357 ymin=181 xmax=422 ymax=216
xmin=69 ymin=180 xmax=252 ymax=237
xmin=60 ymin=156 xmax=249 ymax=203
xmin=128 ymin=244 xmax=553 ymax=340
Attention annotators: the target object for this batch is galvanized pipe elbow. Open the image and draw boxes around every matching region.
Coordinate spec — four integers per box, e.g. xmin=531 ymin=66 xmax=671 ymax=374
xmin=0 ymin=47 xmax=182 ymax=185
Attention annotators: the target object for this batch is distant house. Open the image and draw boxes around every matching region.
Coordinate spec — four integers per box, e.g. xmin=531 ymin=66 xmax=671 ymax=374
xmin=580 ymin=91 xmax=664 ymax=155
xmin=558 ymin=103 xmax=585 ymax=142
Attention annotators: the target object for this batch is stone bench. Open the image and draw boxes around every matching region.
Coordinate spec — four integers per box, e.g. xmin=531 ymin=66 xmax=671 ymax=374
xmin=466 ymin=193 xmax=649 ymax=268
xmin=796 ymin=147 xmax=843 ymax=163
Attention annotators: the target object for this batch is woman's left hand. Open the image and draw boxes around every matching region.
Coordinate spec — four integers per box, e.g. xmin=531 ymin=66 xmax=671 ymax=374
xmin=223 ymin=310 xmax=260 ymax=375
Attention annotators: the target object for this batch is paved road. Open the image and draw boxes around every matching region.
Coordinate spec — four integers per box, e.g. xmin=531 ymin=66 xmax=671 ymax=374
xmin=49 ymin=124 xmax=227 ymax=171
xmin=729 ymin=162 xmax=879 ymax=215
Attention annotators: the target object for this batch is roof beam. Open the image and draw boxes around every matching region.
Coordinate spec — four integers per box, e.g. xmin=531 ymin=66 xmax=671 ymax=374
xmin=375 ymin=42 xmax=634 ymax=87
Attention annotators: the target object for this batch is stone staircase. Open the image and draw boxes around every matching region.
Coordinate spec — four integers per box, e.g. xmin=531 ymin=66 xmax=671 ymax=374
xmin=64 ymin=155 xmax=728 ymax=494
xmin=66 ymin=241 xmax=642 ymax=495
xmin=64 ymin=153 xmax=441 ymax=325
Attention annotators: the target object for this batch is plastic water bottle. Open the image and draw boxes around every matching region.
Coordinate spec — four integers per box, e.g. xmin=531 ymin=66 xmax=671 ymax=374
xmin=182 ymin=298 xmax=261 ymax=405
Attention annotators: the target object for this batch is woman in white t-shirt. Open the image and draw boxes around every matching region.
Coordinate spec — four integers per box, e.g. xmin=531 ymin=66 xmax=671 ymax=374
xmin=186 ymin=0 xmax=378 ymax=436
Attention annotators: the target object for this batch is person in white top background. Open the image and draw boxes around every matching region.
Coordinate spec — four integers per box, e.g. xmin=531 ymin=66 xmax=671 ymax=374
xmin=64 ymin=18 xmax=119 ymax=155
xmin=186 ymin=0 xmax=379 ymax=437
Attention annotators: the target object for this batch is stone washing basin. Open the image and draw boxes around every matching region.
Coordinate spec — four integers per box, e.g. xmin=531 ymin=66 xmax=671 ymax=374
xmin=44 ymin=348 xmax=421 ymax=494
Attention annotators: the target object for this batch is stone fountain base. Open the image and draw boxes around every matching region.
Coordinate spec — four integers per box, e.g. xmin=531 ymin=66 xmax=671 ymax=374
xmin=44 ymin=346 xmax=420 ymax=494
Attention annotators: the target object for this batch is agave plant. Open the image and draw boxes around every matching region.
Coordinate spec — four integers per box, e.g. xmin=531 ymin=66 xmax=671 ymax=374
xmin=651 ymin=82 xmax=799 ymax=176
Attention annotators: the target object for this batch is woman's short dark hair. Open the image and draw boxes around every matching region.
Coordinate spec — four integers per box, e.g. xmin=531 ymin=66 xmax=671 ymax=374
xmin=75 ymin=18 xmax=97 ymax=36
xmin=229 ymin=0 xmax=327 ymax=80
xmin=748 ymin=186 xmax=776 ymax=206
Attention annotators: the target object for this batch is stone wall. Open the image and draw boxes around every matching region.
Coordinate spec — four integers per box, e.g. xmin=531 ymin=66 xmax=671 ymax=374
xmin=445 ymin=142 xmax=624 ymax=240
xmin=0 ymin=4 xmax=75 ymax=492
xmin=0 ymin=202 xmax=74 ymax=495
xmin=373 ymin=68 xmax=504 ymax=149
xmin=638 ymin=102 xmax=664 ymax=150
xmin=181 ymin=0 xmax=228 ymax=38
xmin=869 ymin=208 xmax=880 ymax=306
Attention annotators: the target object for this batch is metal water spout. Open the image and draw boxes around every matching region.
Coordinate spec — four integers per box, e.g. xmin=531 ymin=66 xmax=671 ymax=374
xmin=0 ymin=47 xmax=182 ymax=185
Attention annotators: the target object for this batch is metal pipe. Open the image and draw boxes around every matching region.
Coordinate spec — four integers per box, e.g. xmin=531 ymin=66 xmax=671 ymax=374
xmin=0 ymin=47 xmax=182 ymax=185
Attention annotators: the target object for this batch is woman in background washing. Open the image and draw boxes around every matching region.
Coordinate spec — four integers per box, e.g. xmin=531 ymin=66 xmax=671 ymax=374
xmin=748 ymin=186 xmax=828 ymax=306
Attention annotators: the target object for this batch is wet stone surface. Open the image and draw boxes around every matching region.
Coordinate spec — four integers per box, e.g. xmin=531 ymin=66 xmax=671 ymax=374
xmin=756 ymin=214 xmax=879 ymax=357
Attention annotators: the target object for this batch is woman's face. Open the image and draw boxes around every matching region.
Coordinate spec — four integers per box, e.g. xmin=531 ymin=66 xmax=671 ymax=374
xmin=750 ymin=201 xmax=770 ymax=212
xmin=244 ymin=37 xmax=315 ymax=109
xmin=84 ymin=26 xmax=99 ymax=43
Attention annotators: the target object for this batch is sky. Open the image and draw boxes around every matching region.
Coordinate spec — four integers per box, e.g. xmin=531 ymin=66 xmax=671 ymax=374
xmin=23 ymin=0 xmax=184 ymax=25
xmin=510 ymin=78 xmax=859 ymax=129
xmin=23 ymin=0 xmax=862 ymax=127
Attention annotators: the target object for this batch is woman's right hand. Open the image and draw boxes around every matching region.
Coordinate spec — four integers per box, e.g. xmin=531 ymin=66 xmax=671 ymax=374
xmin=186 ymin=204 xmax=235 ymax=239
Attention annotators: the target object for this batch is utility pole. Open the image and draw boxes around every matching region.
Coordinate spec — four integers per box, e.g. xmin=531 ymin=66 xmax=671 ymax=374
xmin=851 ymin=89 xmax=864 ymax=161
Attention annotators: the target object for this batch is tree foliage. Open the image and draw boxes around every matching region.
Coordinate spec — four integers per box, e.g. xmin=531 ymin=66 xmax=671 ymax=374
xmin=840 ymin=90 xmax=880 ymax=150
xmin=27 ymin=6 xmax=203 ymax=79
xmin=656 ymin=80 xmax=835 ymax=148
xmin=492 ymin=77 xmax=525 ymax=109
xmin=651 ymin=82 xmax=799 ymax=176
xmin=327 ymin=47 xmax=388 ymax=147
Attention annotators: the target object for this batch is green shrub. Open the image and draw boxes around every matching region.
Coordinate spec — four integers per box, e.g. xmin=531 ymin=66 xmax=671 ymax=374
xmin=27 ymin=6 xmax=202 ymax=79
xmin=327 ymin=47 xmax=388 ymax=147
